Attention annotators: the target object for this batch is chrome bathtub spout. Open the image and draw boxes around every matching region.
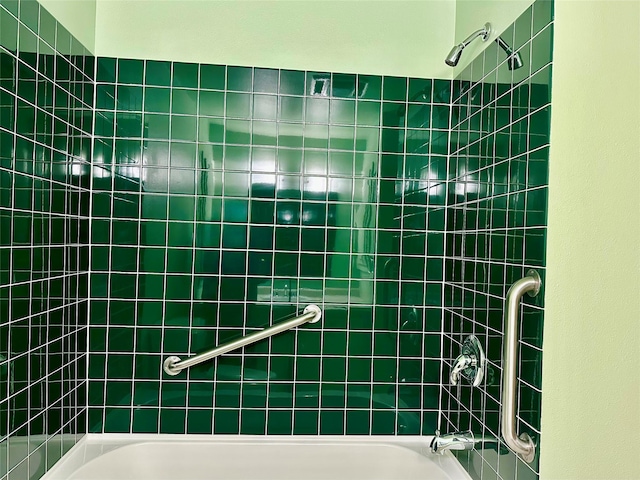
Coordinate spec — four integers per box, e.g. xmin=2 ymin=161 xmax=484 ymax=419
xmin=429 ymin=430 xmax=476 ymax=454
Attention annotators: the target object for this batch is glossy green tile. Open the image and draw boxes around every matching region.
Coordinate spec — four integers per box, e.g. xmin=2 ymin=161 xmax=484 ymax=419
xmin=408 ymin=78 xmax=432 ymax=103
xmin=104 ymin=408 xmax=131 ymax=433
xmin=252 ymin=68 xmax=277 ymax=94
xmin=105 ymin=380 xmax=132 ymax=406
xmin=160 ymin=382 xmax=187 ymax=407
xmin=514 ymin=6 xmax=533 ymax=52
xmin=196 ymin=116 xmax=222 ymax=143
xmin=199 ymin=64 xmax=226 ymax=90
xmin=132 ymin=409 xmax=159 ymax=433
xmin=182 ymin=410 xmax=213 ymax=434
xmin=533 ymin=0 xmax=553 ymax=35
xmin=224 ymin=119 xmax=250 ymax=144
xmin=317 ymin=411 xmax=342 ymax=434
xmin=223 ymin=198 xmax=248 ymax=223
xmin=266 ymin=411 xmax=292 ymax=434
xmin=305 ymin=71 xmax=328 ymax=96
xmin=254 ymin=94 xmax=277 ymax=120
xmin=159 ymin=408 xmax=185 ymax=433
xmin=114 ymin=112 xmax=141 ymax=138
xmin=344 ymin=410 xmax=368 ymax=434
xmin=0 ymin=95 xmax=14 ymax=134
xmin=321 ymin=358 xmax=346 ymax=382
xmin=199 ymin=90 xmax=224 ymax=117
xmin=217 ymin=277 xmax=243 ymax=301
xmin=293 ymin=410 xmax=318 ymax=434
xmin=0 ymin=7 xmax=18 ymax=51
xmin=170 ymin=115 xmax=197 ymax=141
xmin=171 ymin=88 xmax=197 ymax=115
xmin=330 ymin=99 xmax=355 ymax=124
xmin=222 ymin=225 xmax=247 ymax=249
xmin=383 ymin=76 xmax=407 ymax=102
xmin=279 ymin=70 xmax=304 ymax=96
xmin=355 ymin=100 xmax=380 ymax=127
xmin=143 ymin=114 xmax=168 ymax=140
xmin=145 ymin=60 xmax=171 ymax=86
xmin=407 ymin=104 xmax=431 ymax=128
xmin=358 ymin=75 xmax=381 ymax=100
xmin=303 ymin=124 xmax=327 ymax=149
xmin=83 ymin=51 xmax=511 ymax=442
xmin=144 ymin=87 xmax=170 ymax=113
xmin=294 ymin=356 xmax=319 ymax=381
xmin=55 ymin=21 xmax=71 ymax=55
xmin=96 ymin=83 xmax=115 ymax=110
xmin=18 ymin=24 xmax=37 ymax=67
xmin=382 ymin=102 xmax=405 ymax=128
xmin=212 ymin=409 xmax=238 ymax=434
xmin=305 ymin=97 xmax=329 ymax=123
xmin=221 ymin=92 xmax=249 ymax=118
xmin=0 ymin=0 xmax=18 ymax=16
xmin=432 ymin=79 xmax=451 ymax=104
xmin=531 ymin=24 xmax=553 ymax=73
xmin=346 ymin=358 xmax=371 ymax=384
xmin=117 ymin=85 xmax=143 ymax=111
xmin=118 ymin=58 xmax=144 ymax=85
xmin=254 ymin=120 xmax=277 ymax=146
xmin=319 ymin=331 xmax=345 ymax=356
xmin=172 ymin=62 xmax=198 ymax=88
xmin=19 ymin=0 xmax=39 ymax=34
xmin=278 ymin=96 xmax=303 ymax=123
xmin=227 ymin=66 xmax=252 ymax=92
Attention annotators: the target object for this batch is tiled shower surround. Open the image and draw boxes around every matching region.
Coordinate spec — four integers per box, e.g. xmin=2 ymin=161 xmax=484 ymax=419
xmin=0 ymin=0 xmax=94 ymax=478
xmin=440 ymin=2 xmax=552 ymax=480
xmin=87 ymin=59 xmax=453 ymax=435
xmin=0 ymin=0 xmax=553 ymax=478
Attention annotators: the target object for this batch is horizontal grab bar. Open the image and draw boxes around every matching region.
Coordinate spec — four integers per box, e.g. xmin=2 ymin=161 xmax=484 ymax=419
xmin=501 ymin=270 xmax=541 ymax=463
xmin=163 ymin=304 xmax=322 ymax=376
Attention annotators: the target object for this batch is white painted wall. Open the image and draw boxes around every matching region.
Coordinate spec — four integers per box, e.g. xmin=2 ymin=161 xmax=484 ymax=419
xmin=93 ymin=0 xmax=456 ymax=79
xmin=542 ymin=1 xmax=640 ymax=478
xmin=39 ymin=0 xmax=538 ymax=79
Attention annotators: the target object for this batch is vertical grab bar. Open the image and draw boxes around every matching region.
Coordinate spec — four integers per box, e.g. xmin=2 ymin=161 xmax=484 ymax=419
xmin=501 ymin=269 xmax=541 ymax=463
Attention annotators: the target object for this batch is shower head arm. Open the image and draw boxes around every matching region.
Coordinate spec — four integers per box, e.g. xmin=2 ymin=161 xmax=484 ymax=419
xmin=458 ymin=23 xmax=491 ymax=49
xmin=495 ymin=36 xmax=514 ymax=55
xmin=494 ymin=35 xmax=524 ymax=70
xmin=445 ymin=22 xmax=492 ymax=68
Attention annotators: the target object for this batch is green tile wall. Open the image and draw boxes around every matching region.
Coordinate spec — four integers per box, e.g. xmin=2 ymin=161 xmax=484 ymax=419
xmin=88 ymin=58 xmax=453 ymax=436
xmin=1 ymin=1 xmax=554 ymax=473
xmin=440 ymin=1 xmax=553 ymax=479
xmin=0 ymin=0 xmax=93 ymax=479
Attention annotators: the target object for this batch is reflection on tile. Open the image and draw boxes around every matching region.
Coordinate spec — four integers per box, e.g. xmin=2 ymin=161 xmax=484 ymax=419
xmin=89 ymin=47 xmax=451 ymax=438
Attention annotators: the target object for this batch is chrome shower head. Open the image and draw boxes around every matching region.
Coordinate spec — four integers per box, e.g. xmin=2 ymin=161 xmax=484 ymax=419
xmin=507 ymin=51 xmax=524 ymax=70
xmin=495 ymin=36 xmax=524 ymax=71
xmin=444 ymin=23 xmax=491 ymax=67
xmin=445 ymin=45 xmax=464 ymax=67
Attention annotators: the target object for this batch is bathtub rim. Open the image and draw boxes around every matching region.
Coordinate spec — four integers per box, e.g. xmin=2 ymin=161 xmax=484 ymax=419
xmin=41 ymin=433 xmax=472 ymax=480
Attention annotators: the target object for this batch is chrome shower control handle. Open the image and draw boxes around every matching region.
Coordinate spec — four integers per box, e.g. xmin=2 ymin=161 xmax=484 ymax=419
xmin=450 ymin=354 xmax=474 ymax=385
xmin=449 ymin=335 xmax=486 ymax=387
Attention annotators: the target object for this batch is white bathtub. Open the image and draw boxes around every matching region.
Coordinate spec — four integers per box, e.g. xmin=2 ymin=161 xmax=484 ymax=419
xmin=41 ymin=434 xmax=471 ymax=480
